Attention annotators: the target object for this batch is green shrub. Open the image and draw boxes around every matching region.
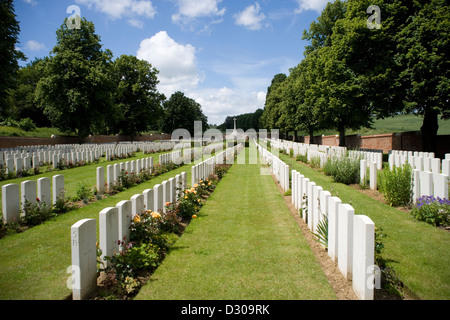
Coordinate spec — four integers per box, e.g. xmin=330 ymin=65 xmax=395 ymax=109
xmin=74 ymin=181 xmax=94 ymax=202
xmin=18 ymin=118 xmax=36 ymax=131
xmin=296 ymin=154 xmax=308 ymax=163
xmin=310 ymin=156 xmax=321 ymax=168
xmin=379 ymin=163 xmax=412 ymax=207
xmin=323 ymin=156 xmax=360 ymax=185
xmin=21 ymin=199 xmax=55 ymax=226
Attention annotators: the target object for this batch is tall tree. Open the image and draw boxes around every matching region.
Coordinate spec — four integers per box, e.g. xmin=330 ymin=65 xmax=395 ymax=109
xmin=301 ymin=0 xmax=347 ymax=56
xmin=162 ymin=91 xmax=208 ymax=136
xmin=35 ymin=17 xmax=115 ymax=139
xmin=0 ymin=0 xmax=26 ymax=119
xmin=394 ymin=0 xmax=449 ymax=152
xmin=9 ymin=58 xmax=51 ymax=127
xmin=112 ymin=55 xmax=165 ymax=138
xmin=287 ymin=51 xmax=326 ymax=143
xmin=260 ymin=73 xmax=287 ymax=132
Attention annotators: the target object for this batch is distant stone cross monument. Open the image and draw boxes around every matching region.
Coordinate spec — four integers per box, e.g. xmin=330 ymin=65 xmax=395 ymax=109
xmin=233 ymin=118 xmax=237 ymax=133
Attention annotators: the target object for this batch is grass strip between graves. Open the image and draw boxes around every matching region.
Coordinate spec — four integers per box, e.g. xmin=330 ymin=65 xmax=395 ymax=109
xmin=278 ymin=152 xmax=450 ymax=300
xmin=135 ymin=148 xmax=337 ymax=300
xmin=0 ymin=158 xmax=194 ymax=300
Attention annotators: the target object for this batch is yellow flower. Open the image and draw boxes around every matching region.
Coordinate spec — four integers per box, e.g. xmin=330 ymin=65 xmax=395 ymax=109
xmin=193 ymin=191 xmax=197 ymax=194
xmin=133 ymin=215 xmax=141 ymax=223
xmin=194 ymin=184 xmax=198 ymax=188
xmin=184 ymin=196 xmax=188 ymax=199
xmin=192 ymin=214 xmax=197 ymax=219
xmin=165 ymin=202 xmax=171 ymax=206
xmin=208 ymin=181 xmax=212 ymax=186
xmin=197 ymin=199 xmax=201 ymax=203
xmin=151 ymin=211 xmax=161 ymax=219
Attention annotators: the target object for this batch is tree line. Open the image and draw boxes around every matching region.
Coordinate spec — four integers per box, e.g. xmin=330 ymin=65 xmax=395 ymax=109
xmin=217 ymin=109 xmax=264 ymax=132
xmin=260 ymin=0 xmax=449 ymax=152
xmin=0 ymin=1 xmax=208 ymax=140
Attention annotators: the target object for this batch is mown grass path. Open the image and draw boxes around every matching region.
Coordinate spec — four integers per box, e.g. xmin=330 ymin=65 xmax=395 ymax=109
xmin=136 ymin=150 xmax=336 ymax=300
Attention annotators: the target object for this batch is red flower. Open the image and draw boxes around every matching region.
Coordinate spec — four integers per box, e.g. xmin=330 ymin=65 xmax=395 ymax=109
xmin=36 ymin=197 xmax=40 ymax=202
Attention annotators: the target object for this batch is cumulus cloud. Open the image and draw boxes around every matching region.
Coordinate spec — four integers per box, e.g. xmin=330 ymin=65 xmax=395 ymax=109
xmin=75 ymin=0 xmax=156 ymax=22
xmin=234 ymin=2 xmax=266 ymax=30
xmin=136 ymin=31 xmax=202 ymax=96
xmin=171 ymin=0 xmax=225 ymax=31
xmin=25 ymin=40 xmax=46 ymax=51
xmin=294 ymin=0 xmax=330 ymax=13
xmin=188 ymin=88 xmax=266 ymax=125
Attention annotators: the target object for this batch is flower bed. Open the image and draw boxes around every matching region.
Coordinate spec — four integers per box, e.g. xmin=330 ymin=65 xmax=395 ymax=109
xmin=94 ymin=163 xmax=232 ymax=299
xmin=411 ymin=196 xmax=450 ymax=227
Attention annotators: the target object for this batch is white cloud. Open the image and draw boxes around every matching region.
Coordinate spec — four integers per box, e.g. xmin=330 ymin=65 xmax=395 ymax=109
xmin=22 ymin=0 xmax=38 ymax=6
xmin=171 ymin=0 xmax=225 ymax=30
xmin=294 ymin=0 xmax=330 ymax=13
xmin=128 ymin=18 xmax=144 ymax=28
xmin=75 ymin=0 xmax=156 ymax=21
xmin=188 ymin=88 xmax=266 ymax=125
xmin=136 ymin=31 xmax=202 ymax=97
xmin=234 ymin=2 xmax=266 ymax=30
xmin=25 ymin=40 xmax=46 ymax=51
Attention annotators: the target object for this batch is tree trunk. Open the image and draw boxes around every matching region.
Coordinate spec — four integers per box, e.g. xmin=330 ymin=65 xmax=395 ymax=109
xmin=309 ymin=128 xmax=314 ymax=144
xmin=421 ymin=108 xmax=439 ymax=153
xmin=338 ymin=125 xmax=346 ymax=147
xmin=294 ymin=130 xmax=298 ymax=142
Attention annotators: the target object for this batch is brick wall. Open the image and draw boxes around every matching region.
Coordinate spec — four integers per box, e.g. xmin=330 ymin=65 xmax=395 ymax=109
xmin=299 ymin=132 xmax=450 ymax=158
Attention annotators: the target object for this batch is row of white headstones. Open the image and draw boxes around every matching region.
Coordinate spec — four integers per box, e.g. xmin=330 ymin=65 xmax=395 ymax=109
xmin=255 ymin=138 xmax=377 ymax=300
xmin=69 ymin=144 xmax=244 ymax=300
xmin=270 ymin=138 xmax=450 ymax=202
xmin=0 ymin=141 xmax=178 ymax=175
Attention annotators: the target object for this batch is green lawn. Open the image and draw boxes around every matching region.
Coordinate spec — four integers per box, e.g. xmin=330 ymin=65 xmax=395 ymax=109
xmin=0 ymin=157 xmax=193 ymax=299
xmin=135 ymin=149 xmax=336 ymax=300
xmin=277 ymin=151 xmax=450 ymax=300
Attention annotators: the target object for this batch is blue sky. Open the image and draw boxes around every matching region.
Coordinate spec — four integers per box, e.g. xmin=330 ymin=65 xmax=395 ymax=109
xmin=15 ymin=0 xmax=330 ymax=125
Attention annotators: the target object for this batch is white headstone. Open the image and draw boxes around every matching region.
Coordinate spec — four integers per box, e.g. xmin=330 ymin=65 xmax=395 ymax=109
xmin=116 ymin=200 xmax=132 ymax=250
xmin=96 ymin=167 xmax=104 ymax=195
xmin=71 ymin=218 xmax=97 ymax=300
xmin=131 ymin=194 xmax=144 ymax=217
xmin=369 ymin=162 xmax=377 ymax=190
xmin=360 ymin=160 xmax=367 ymax=185
xmin=328 ymin=196 xmax=342 ymax=263
xmin=338 ymin=203 xmax=354 ymax=280
xmin=2 ymin=184 xmax=20 ymax=224
xmin=352 ymin=215 xmax=375 ymax=300
xmin=37 ymin=177 xmax=51 ymax=207
xmin=142 ymin=189 xmax=154 ymax=212
xmin=99 ymin=207 xmax=119 ymax=267
xmin=21 ymin=180 xmax=37 ymax=212
xmin=52 ymin=175 xmax=65 ymax=205
xmin=434 ymin=174 xmax=449 ymax=200
xmin=153 ymin=184 xmax=163 ymax=212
